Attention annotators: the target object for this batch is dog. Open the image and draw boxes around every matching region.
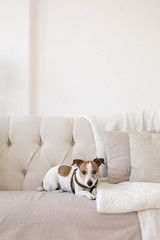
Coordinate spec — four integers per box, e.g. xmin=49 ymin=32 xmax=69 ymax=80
xmin=37 ymin=158 xmax=104 ymax=200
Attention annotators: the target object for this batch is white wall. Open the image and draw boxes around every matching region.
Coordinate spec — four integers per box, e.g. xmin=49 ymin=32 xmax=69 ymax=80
xmin=1 ymin=0 xmax=160 ymax=116
xmin=0 ymin=0 xmax=29 ymax=114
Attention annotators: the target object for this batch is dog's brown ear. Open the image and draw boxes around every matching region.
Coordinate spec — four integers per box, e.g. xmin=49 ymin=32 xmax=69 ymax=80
xmin=72 ymin=159 xmax=84 ymax=168
xmin=93 ymin=158 xmax=104 ymax=167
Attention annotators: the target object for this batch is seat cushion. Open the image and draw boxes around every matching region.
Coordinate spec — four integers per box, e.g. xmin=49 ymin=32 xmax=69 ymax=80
xmin=0 ymin=191 xmax=142 ymax=240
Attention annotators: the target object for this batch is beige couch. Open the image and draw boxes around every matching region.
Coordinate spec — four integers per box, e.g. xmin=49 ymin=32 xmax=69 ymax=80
xmin=0 ymin=115 xmax=143 ymax=240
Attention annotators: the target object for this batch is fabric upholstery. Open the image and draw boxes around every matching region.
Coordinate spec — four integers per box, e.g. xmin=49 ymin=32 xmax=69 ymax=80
xmin=103 ymin=131 xmax=131 ymax=183
xmin=0 ymin=116 xmax=96 ymax=190
xmin=0 ymin=191 xmax=142 ymax=240
xmin=129 ymin=132 xmax=160 ymax=182
xmin=1 ymin=111 xmax=160 ymax=190
xmin=104 ymin=130 xmax=156 ymax=184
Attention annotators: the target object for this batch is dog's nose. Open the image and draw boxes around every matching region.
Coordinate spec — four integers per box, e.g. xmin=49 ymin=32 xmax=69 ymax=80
xmin=87 ymin=180 xmax=93 ymax=187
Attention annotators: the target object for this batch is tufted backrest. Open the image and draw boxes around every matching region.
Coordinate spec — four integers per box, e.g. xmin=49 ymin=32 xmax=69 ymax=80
xmin=0 ymin=116 xmax=97 ymax=190
xmin=1 ymin=111 xmax=159 ymax=191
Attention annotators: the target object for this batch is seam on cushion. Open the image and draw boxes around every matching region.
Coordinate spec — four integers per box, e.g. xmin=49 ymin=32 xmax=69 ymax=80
xmin=8 ymin=116 xmax=15 ymax=145
xmin=61 ymin=118 xmax=74 ymax=165
xmin=60 ymin=144 xmax=73 ymax=165
xmin=22 ymin=144 xmax=40 ymax=190
xmin=79 ymin=116 xmax=97 ymax=158
xmin=24 ymin=116 xmax=42 ymax=170
xmin=73 ymin=116 xmax=98 ymax=160
xmin=0 ymin=145 xmax=9 ymax=159
xmin=22 ymin=116 xmax=42 ymax=190
xmin=7 ymin=116 xmax=10 ymax=144
xmin=26 ymin=145 xmax=40 ymax=169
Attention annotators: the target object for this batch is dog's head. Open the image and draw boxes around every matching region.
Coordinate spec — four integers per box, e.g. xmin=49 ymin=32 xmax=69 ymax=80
xmin=72 ymin=158 xmax=104 ymax=188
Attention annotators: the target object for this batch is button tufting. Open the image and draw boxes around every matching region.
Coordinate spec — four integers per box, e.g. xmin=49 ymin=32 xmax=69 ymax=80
xmin=23 ymin=170 xmax=27 ymax=175
xmin=39 ymin=137 xmax=43 ymax=146
xmin=71 ymin=138 xmax=75 ymax=146
xmin=8 ymin=140 xmax=11 ymax=147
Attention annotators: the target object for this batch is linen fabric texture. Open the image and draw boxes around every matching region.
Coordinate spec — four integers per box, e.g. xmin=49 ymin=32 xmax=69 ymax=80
xmin=129 ymin=132 xmax=160 ymax=182
xmin=104 ymin=130 xmax=156 ymax=184
xmin=103 ymin=131 xmax=131 ymax=184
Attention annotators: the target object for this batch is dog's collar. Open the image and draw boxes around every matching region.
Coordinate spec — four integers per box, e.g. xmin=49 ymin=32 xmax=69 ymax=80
xmin=70 ymin=169 xmax=98 ymax=194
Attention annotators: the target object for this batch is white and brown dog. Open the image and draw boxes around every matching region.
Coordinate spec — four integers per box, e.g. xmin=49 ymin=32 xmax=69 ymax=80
xmin=37 ymin=158 xmax=104 ymax=200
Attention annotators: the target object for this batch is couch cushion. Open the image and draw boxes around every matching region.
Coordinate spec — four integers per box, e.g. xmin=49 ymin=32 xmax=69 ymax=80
xmin=0 ymin=116 xmax=73 ymax=190
xmin=0 ymin=191 xmax=142 ymax=240
xmin=0 ymin=116 xmax=98 ymax=190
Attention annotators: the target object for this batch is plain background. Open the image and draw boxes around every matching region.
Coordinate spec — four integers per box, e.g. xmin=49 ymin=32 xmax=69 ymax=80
xmin=0 ymin=0 xmax=160 ymax=116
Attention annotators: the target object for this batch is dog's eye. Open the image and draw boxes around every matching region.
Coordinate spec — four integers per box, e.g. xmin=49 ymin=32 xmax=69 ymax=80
xmin=82 ymin=170 xmax=86 ymax=175
xmin=92 ymin=170 xmax=97 ymax=174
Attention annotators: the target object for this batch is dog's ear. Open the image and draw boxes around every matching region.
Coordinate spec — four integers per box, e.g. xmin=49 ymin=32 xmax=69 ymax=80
xmin=72 ymin=159 xmax=84 ymax=168
xmin=93 ymin=158 xmax=104 ymax=167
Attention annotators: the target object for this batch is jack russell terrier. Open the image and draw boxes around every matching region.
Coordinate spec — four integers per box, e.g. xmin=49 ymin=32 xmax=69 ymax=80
xmin=37 ymin=158 xmax=104 ymax=200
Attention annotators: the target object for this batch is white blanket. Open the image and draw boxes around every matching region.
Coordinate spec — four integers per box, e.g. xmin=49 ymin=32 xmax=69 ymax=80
xmin=138 ymin=209 xmax=160 ymax=240
xmin=97 ymin=182 xmax=160 ymax=239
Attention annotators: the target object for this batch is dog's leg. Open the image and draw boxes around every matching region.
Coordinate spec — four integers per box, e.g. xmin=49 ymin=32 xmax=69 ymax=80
xmin=43 ymin=180 xmax=59 ymax=192
xmin=51 ymin=189 xmax=64 ymax=193
xmin=51 ymin=185 xmax=64 ymax=193
xmin=91 ymin=188 xmax=97 ymax=196
xmin=75 ymin=190 xmax=96 ymax=200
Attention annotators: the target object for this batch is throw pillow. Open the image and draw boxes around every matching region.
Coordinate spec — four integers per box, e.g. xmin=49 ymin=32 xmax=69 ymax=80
xmin=103 ymin=131 xmax=131 ymax=184
xmin=129 ymin=132 xmax=160 ymax=182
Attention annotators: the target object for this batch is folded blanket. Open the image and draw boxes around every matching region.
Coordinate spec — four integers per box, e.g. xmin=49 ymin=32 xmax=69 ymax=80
xmin=97 ymin=181 xmax=160 ymax=213
xmin=97 ymin=182 xmax=160 ymax=239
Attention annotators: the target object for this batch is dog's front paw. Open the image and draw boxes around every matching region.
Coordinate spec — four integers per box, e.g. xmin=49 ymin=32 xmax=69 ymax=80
xmin=55 ymin=189 xmax=64 ymax=193
xmin=89 ymin=194 xmax=96 ymax=200
xmin=58 ymin=189 xmax=63 ymax=193
xmin=91 ymin=188 xmax=97 ymax=196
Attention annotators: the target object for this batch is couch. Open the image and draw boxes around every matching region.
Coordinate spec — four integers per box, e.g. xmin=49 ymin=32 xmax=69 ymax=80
xmin=2 ymin=112 xmax=158 ymax=239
